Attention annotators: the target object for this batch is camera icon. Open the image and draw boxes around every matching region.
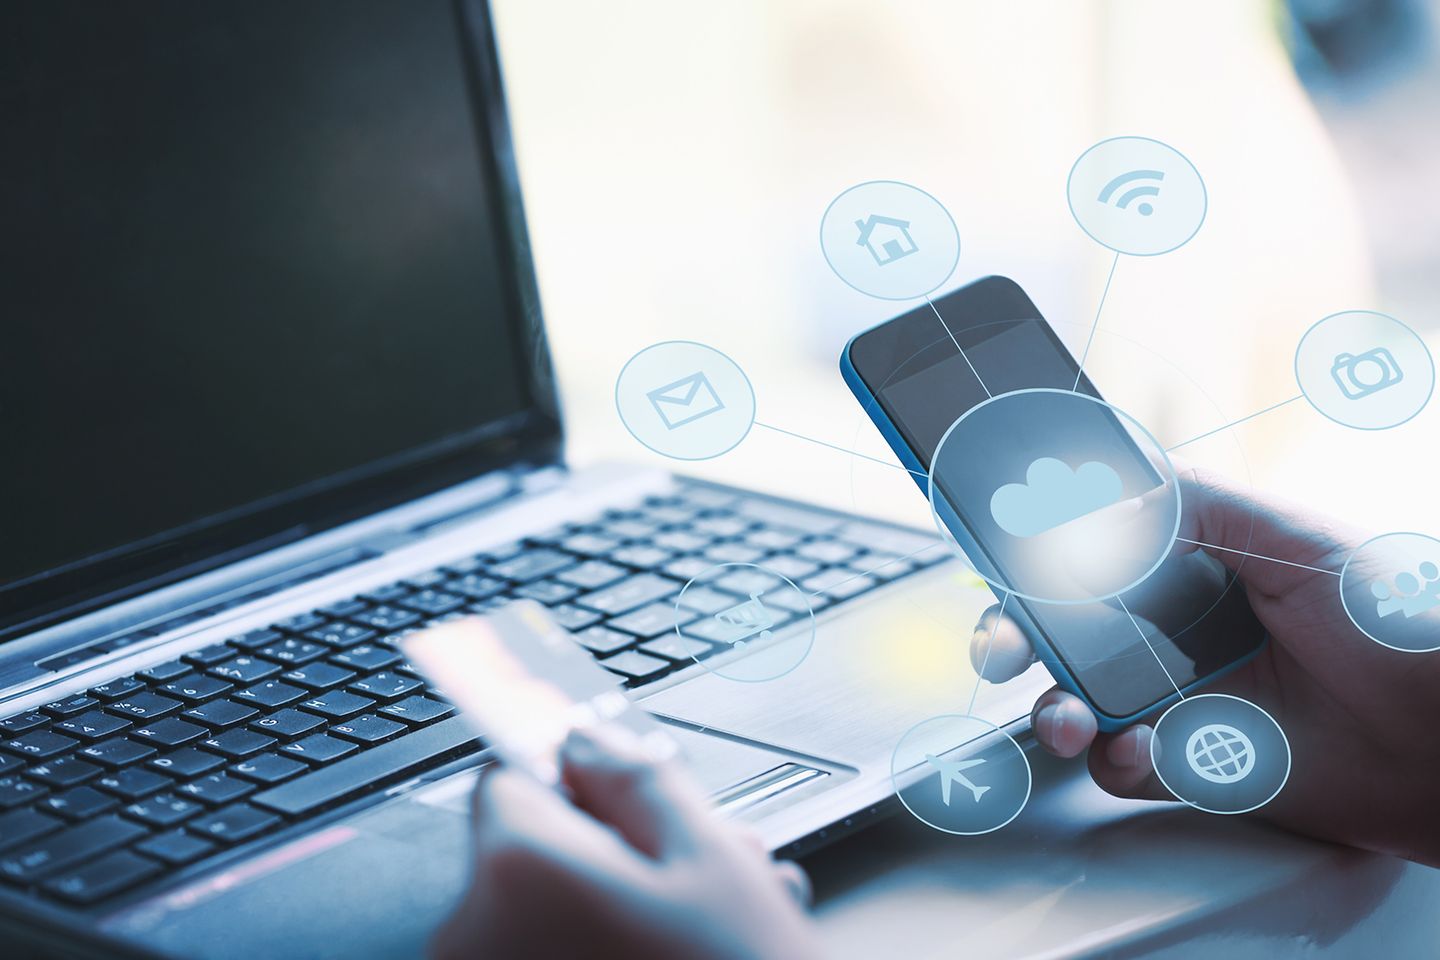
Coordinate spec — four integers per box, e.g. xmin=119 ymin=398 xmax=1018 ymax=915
xmin=1331 ymin=347 xmax=1404 ymax=400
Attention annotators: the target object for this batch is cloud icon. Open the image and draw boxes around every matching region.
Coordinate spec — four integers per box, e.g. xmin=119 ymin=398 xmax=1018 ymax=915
xmin=989 ymin=457 xmax=1125 ymax=538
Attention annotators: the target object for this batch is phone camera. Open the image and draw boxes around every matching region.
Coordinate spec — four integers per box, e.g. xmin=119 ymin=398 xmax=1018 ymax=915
xmin=1331 ymin=347 xmax=1404 ymax=400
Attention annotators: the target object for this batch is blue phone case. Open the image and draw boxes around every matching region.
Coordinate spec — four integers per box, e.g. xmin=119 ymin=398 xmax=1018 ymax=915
xmin=839 ymin=332 xmax=1262 ymax=731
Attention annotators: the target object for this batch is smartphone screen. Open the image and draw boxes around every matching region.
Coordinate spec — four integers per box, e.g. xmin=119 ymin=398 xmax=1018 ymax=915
xmin=848 ymin=277 xmax=1265 ymax=720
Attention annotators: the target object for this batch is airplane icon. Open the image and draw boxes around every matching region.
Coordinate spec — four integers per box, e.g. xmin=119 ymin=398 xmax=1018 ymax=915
xmin=925 ymin=753 xmax=990 ymax=804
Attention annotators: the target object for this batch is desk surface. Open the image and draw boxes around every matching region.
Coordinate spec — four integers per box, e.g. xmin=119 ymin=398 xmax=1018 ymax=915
xmin=806 ymin=749 xmax=1438 ymax=959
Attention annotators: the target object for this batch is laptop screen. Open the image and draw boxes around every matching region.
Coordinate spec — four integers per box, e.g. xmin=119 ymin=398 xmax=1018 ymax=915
xmin=1 ymin=0 xmax=559 ymax=638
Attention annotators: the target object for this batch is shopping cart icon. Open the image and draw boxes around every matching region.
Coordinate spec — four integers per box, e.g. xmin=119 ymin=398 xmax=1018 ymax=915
xmin=712 ymin=591 xmax=775 ymax=649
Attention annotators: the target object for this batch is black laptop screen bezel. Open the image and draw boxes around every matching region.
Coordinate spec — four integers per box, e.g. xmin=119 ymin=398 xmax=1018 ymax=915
xmin=1 ymin=0 xmax=562 ymax=642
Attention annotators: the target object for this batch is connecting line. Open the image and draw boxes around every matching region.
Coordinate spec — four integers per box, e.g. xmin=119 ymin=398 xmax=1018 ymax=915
xmin=1175 ymin=537 xmax=1343 ymax=577
xmin=806 ymin=543 xmax=946 ymax=600
xmin=1165 ymin=395 xmax=1304 ymax=452
xmin=752 ymin=421 xmax=927 ymax=478
xmin=925 ymin=295 xmax=992 ymax=398
xmin=1116 ymin=595 xmax=1185 ymax=700
xmin=966 ymin=591 xmax=1009 ymax=715
xmin=1073 ymin=252 xmax=1120 ymax=391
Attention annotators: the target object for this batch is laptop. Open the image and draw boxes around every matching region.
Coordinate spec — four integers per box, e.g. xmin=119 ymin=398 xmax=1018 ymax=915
xmin=1 ymin=2 xmax=1049 ymax=956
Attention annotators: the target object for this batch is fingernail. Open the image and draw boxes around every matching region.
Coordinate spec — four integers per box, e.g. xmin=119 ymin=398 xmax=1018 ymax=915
xmin=1036 ymin=703 xmax=1063 ymax=744
xmin=1110 ymin=727 xmax=1152 ymax=768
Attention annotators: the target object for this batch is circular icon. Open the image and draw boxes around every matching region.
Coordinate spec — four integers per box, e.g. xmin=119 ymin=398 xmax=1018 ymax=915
xmin=615 ymin=341 xmax=756 ymax=460
xmin=819 ymin=180 xmax=960 ymax=301
xmin=890 ymin=714 xmax=1031 ymax=835
xmin=1294 ymin=311 xmax=1434 ymax=430
xmin=1066 ymin=136 xmax=1207 ymax=256
xmin=1151 ymin=694 xmax=1290 ymax=815
xmin=1340 ymin=531 xmax=1440 ymax=653
xmin=1186 ymin=724 xmax=1255 ymax=784
xmin=673 ymin=562 xmax=815 ymax=682
xmin=928 ymin=388 xmax=1182 ymax=604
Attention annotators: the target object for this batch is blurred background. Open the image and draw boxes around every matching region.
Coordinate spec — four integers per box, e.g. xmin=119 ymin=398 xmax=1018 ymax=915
xmin=492 ymin=0 xmax=1438 ymax=538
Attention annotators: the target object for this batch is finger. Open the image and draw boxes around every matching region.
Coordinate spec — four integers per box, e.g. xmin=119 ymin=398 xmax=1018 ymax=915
xmin=1085 ymin=725 xmax=1171 ymax=801
xmin=560 ymin=725 xmax=716 ymax=861
xmin=773 ymin=859 xmax=812 ymax=908
xmin=1029 ymin=688 xmax=1098 ymax=758
xmin=970 ymin=608 xmax=1034 ymax=682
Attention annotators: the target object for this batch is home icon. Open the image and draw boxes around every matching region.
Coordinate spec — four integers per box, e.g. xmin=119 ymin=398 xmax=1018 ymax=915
xmin=854 ymin=214 xmax=918 ymax=266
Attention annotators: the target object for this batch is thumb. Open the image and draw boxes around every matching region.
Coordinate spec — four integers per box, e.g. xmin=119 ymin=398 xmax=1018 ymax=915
xmin=559 ymin=725 xmax=717 ymax=861
xmin=1175 ymin=467 xmax=1356 ymax=597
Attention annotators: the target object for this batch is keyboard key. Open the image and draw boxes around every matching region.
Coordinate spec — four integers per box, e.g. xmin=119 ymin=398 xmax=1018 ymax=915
xmin=850 ymin=552 xmax=917 ymax=582
xmin=131 ymin=717 xmax=208 ymax=748
xmin=610 ymin=545 xmax=672 ymax=569
xmin=274 ymin=611 xmax=327 ymax=633
xmin=347 ymin=605 xmax=422 ymax=632
xmin=318 ymin=597 xmax=371 ymax=618
xmin=328 ymin=644 xmax=401 ymax=673
xmin=106 ymin=692 xmax=183 ymax=721
xmin=0 ymin=755 xmax=20 ymax=776
xmin=358 ymin=583 xmax=412 ymax=604
xmin=299 ymin=691 xmax=374 ymax=721
xmin=489 ymin=549 xmax=575 ymax=583
xmin=254 ymin=638 xmax=327 ymax=666
xmin=3 ymin=729 xmax=79 ymax=760
xmin=560 ymin=532 xmax=622 ymax=556
xmin=182 ymin=700 xmax=259 ymax=729
xmin=226 ymin=628 xmax=284 ymax=651
xmin=254 ymin=716 xmax=478 ymax=817
xmin=835 ymin=521 xmax=942 ymax=557
xmin=207 ymin=656 xmax=281 ymax=684
xmin=43 ymin=849 xmax=161 ymax=904
xmin=0 ymin=809 xmax=62 ymax=852
xmin=228 ymin=754 xmax=306 ymax=786
xmin=123 ymin=793 xmax=204 ymax=828
xmin=801 ymin=569 xmax=876 ymax=600
xmin=660 ymin=557 xmax=714 ymax=581
xmin=175 ymin=773 xmax=254 ymax=806
xmin=514 ymin=580 xmax=579 ymax=605
xmin=599 ymin=650 xmax=671 ymax=682
xmin=53 ymin=711 xmax=132 ymax=741
xmin=135 ymin=829 xmax=215 ymax=866
xmin=713 ymin=569 xmax=783 ymax=596
xmin=90 ymin=677 xmax=146 ymax=702
xmin=0 ymin=776 xmax=48 ymax=810
xmin=201 ymin=728 xmax=277 ymax=760
xmin=692 ymin=516 xmax=751 ymax=538
xmin=640 ymin=635 xmax=715 ymax=662
xmin=760 ymin=590 xmax=823 ymax=614
xmin=39 ymin=786 xmax=118 ymax=821
xmin=572 ymin=626 xmax=633 ymax=655
xmin=187 ymin=803 xmax=279 ymax=844
xmin=80 ymin=738 xmax=156 ymax=769
xmin=399 ymin=589 xmax=466 ymax=617
xmin=95 ymin=767 xmax=170 ymax=800
xmin=377 ymin=696 xmax=454 ymax=726
xmin=760 ymin=556 xmax=822 ymax=582
xmin=278 ymin=735 xmax=357 ymax=766
xmin=329 ymin=714 xmax=405 ymax=745
xmin=548 ymin=604 xmax=604 ymax=631
xmin=249 ymin=709 xmax=327 ymax=740
xmin=148 ymin=748 xmax=225 ymax=779
xmin=304 ymin=622 xmax=378 ymax=649
xmin=0 ymin=815 xmax=147 ymax=883
xmin=796 ymin=540 xmax=860 ymax=565
xmin=137 ymin=660 xmax=191 ymax=683
xmin=445 ymin=574 xmax=506 ymax=601
xmin=347 ymin=672 xmax=423 ymax=702
xmin=555 ymin=561 xmax=628 ymax=590
xmin=674 ymin=586 xmax=741 ymax=616
xmin=575 ymin=574 xmax=680 ymax=616
xmin=158 ymin=674 xmax=235 ymax=702
xmin=703 ymin=542 xmax=766 ymax=564
xmin=0 ymin=712 xmax=48 ymax=735
xmin=608 ymin=603 xmax=695 ymax=639
xmin=281 ymin=663 xmax=357 ymax=691
xmin=233 ymin=680 xmax=308 ymax=710
xmin=745 ymin=527 xmax=804 ymax=551
xmin=42 ymin=695 xmax=100 ymax=718
xmin=27 ymin=756 xmax=102 ymax=789
xmin=183 ymin=643 xmax=235 ymax=667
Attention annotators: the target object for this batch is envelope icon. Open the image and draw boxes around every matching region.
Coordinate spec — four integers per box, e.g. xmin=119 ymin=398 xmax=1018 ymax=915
xmin=647 ymin=371 xmax=725 ymax=430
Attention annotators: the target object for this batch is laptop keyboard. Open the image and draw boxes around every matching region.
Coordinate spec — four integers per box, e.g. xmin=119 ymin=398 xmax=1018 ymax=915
xmin=0 ymin=483 xmax=944 ymax=907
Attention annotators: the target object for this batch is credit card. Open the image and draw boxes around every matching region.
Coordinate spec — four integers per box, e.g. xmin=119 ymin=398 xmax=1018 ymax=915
xmin=402 ymin=600 xmax=677 ymax=785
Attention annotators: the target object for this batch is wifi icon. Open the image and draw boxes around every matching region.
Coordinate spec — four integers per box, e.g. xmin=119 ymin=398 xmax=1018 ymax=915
xmin=1098 ymin=169 xmax=1165 ymax=216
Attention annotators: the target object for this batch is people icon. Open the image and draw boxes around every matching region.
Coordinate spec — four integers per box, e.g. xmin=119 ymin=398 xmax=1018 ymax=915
xmin=1370 ymin=561 xmax=1440 ymax=619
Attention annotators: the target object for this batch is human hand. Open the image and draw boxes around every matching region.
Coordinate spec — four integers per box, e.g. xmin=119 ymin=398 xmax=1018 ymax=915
xmin=431 ymin=726 xmax=822 ymax=960
xmin=973 ymin=468 xmax=1440 ymax=866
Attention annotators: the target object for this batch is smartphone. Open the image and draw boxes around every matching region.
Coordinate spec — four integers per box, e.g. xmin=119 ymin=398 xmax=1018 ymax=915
xmin=403 ymin=601 xmax=677 ymax=785
xmin=840 ymin=276 xmax=1266 ymax=729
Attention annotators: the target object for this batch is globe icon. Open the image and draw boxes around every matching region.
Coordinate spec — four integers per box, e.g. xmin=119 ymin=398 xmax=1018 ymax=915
xmin=1186 ymin=723 xmax=1255 ymax=784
